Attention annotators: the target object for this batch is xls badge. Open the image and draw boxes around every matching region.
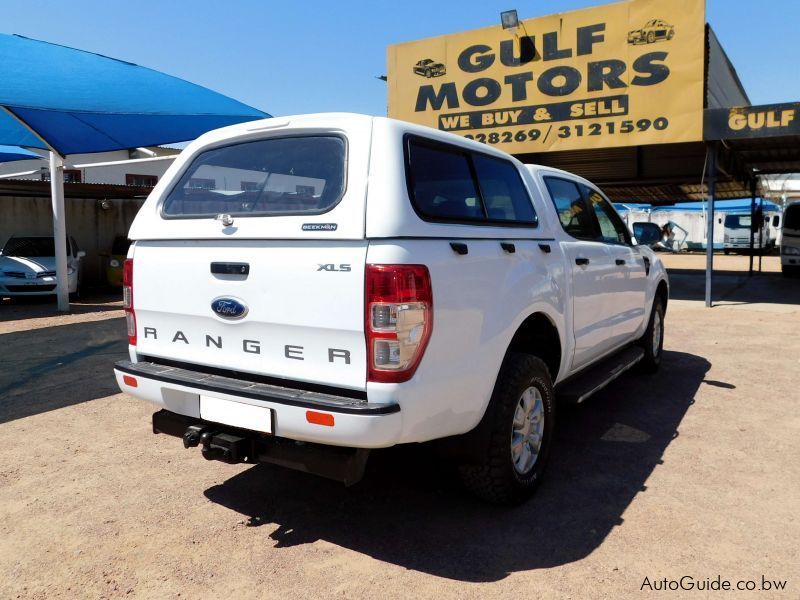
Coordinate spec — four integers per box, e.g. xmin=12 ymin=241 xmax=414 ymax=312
xmin=211 ymin=297 xmax=249 ymax=320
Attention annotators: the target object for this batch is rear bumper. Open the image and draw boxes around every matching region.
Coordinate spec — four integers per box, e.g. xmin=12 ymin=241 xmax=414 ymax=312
xmin=114 ymin=360 xmax=402 ymax=448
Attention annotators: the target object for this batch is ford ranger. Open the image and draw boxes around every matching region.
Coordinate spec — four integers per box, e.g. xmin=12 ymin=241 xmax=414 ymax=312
xmin=114 ymin=113 xmax=669 ymax=504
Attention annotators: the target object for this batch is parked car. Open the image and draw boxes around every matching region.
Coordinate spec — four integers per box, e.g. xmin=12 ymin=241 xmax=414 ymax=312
xmin=0 ymin=235 xmax=84 ymax=298
xmin=106 ymin=236 xmax=131 ymax=288
xmin=781 ymin=201 xmax=800 ymax=276
xmin=114 ymin=113 xmax=669 ymax=505
xmin=628 ymin=19 xmax=675 ymax=44
xmin=413 ymin=58 xmax=446 ymax=78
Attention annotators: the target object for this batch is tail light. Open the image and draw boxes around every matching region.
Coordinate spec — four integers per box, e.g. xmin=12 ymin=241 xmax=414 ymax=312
xmin=123 ymin=259 xmax=136 ymax=345
xmin=366 ymin=264 xmax=432 ymax=383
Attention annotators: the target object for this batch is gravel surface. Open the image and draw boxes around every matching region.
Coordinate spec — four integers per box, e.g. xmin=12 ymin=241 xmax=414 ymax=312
xmin=1 ymin=272 xmax=798 ymax=599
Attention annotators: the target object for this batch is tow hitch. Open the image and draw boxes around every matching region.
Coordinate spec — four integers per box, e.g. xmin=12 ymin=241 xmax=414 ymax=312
xmin=182 ymin=425 xmax=251 ymax=464
xmin=153 ymin=410 xmax=370 ymax=485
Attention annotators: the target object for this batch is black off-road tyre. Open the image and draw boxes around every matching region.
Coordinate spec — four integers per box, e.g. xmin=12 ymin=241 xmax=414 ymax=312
xmin=638 ymin=297 xmax=665 ymax=373
xmin=458 ymin=353 xmax=556 ymax=505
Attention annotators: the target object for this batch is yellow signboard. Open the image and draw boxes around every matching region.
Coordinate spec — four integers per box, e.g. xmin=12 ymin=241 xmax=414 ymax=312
xmin=387 ymin=0 xmax=706 ymax=153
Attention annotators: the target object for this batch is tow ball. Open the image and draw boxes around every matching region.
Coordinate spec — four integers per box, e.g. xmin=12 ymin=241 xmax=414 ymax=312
xmin=182 ymin=425 xmax=251 ymax=464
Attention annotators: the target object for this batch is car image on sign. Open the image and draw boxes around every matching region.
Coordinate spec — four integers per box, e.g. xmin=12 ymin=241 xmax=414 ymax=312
xmin=628 ymin=19 xmax=675 ymax=44
xmin=413 ymin=58 xmax=446 ymax=78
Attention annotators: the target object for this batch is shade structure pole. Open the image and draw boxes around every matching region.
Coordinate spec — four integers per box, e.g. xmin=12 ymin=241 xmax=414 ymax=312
xmin=705 ymin=142 xmax=717 ymax=308
xmin=49 ymin=152 xmax=69 ymax=312
xmin=758 ymin=196 xmax=764 ymax=273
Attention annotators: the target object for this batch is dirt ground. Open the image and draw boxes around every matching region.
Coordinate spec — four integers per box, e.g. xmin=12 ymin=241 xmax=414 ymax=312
xmin=660 ymin=252 xmax=782 ymax=273
xmin=1 ymin=260 xmax=798 ymax=599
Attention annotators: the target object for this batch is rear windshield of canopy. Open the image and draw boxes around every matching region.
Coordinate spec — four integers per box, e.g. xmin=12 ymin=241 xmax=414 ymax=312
xmin=161 ymin=136 xmax=346 ymax=218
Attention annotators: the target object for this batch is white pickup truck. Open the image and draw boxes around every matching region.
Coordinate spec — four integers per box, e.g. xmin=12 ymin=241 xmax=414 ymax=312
xmin=114 ymin=113 xmax=669 ymax=504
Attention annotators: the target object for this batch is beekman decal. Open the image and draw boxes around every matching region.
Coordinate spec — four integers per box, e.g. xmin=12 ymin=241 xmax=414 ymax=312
xmin=414 ymin=22 xmax=672 ymax=133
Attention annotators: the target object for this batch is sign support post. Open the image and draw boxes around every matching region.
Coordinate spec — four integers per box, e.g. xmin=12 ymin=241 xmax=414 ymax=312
xmin=749 ymin=178 xmax=756 ymax=276
xmin=705 ymin=142 xmax=717 ymax=308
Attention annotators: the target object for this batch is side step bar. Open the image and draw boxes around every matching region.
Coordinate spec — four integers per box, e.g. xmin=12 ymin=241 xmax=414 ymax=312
xmin=556 ymin=346 xmax=645 ymax=404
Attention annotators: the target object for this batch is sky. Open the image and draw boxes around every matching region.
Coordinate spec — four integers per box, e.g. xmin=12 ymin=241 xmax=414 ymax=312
xmin=1 ymin=0 xmax=798 ymax=117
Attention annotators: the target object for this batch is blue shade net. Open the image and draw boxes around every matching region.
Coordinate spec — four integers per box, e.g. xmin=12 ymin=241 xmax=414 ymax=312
xmin=0 ymin=34 xmax=268 ymax=155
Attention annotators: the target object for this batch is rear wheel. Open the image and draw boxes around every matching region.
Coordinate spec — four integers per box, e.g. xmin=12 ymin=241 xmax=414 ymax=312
xmin=459 ymin=354 xmax=555 ymax=505
xmin=647 ymin=31 xmax=656 ymax=43
xmin=638 ymin=297 xmax=665 ymax=373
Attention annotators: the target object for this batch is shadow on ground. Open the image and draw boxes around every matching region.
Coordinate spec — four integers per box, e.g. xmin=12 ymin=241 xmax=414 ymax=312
xmin=0 ymin=317 xmax=128 ymax=424
xmin=667 ymin=270 xmax=800 ymax=305
xmin=204 ymin=350 xmax=710 ymax=582
xmin=0 ymin=290 xmax=122 ymax=323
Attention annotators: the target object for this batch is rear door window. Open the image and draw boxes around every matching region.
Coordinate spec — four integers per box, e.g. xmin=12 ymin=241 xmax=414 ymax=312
xmin=405 ymin=136 xmax=537 ymax=226
xmin=543 ymin=177 xmax=596 ymax=240
xmin=582 ymin=185 xmax=631 ymax=245
xmin=161 ymin=136 xmax=346 ymax=218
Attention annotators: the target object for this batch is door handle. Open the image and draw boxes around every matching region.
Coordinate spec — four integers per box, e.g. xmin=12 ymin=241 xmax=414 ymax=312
xmin=615 ymin=259 xmax=626 ymax=266
xmin=211 ymin=262 xmax=249 ymax=275
xmin=449 ymin=242 xmax=468 ymax=255
xmin=538 ymin=243 xmax=551 ymax=254
xmin=500 ymin=242 xmax=516 ymax=254
xmin=575 ymin=257 xmax=590 ymax=266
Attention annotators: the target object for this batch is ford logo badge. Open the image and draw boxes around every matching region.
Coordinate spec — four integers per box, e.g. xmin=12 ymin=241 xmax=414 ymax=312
xmin=211 ymin=297 xmax=248 ymax=320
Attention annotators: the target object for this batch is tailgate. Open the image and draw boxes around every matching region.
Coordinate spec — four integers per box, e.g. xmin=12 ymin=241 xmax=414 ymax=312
xmin=131 ymin=240 xmax=368 ymax=390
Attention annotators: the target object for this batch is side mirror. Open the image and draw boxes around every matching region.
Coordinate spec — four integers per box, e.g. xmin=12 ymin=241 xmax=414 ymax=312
xmin=632 ymin=222 xmax=661 ymax=246
xmin=77 ymin=250 xmax=86 ymax=259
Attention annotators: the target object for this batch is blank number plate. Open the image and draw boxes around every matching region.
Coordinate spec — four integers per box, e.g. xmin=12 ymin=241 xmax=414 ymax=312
xmin=200 ymin=395 xmax=273 ymax=434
